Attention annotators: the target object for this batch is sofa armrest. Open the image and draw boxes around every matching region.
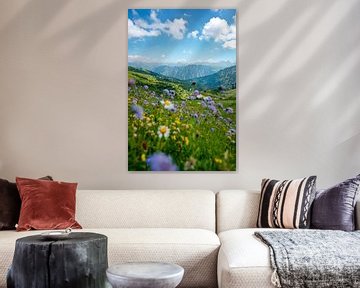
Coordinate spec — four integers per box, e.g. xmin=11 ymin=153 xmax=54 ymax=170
xmin=356 ymin=200 xmax=360 ymax=230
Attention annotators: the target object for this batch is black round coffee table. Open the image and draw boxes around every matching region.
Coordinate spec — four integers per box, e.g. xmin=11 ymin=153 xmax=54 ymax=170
xmin=7 ymin=232 xmax=108 ymax=288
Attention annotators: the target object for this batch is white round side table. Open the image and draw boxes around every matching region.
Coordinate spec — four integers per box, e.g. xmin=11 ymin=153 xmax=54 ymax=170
xmin=106 ymin=262 xmax=184 ymax=288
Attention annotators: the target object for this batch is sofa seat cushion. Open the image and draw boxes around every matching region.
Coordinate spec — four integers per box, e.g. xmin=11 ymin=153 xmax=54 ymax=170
xmin=218 ymin=228 xmax=281 ymax=288
xmin=0 ymin=228 xmax=219 ymax=288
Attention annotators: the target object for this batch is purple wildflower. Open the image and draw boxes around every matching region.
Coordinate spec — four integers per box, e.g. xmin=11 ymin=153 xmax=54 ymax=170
xmin=169 ymin=90 xmax=176 ymax=97
xmin=163 ymin=89 xmax=170 ymax=96
xmin=192 ymin=113 xmax=199 ymax=119
xmin=224 ymin=107 xmax=233 ymax=114
xmin=143 ymin=100 xmax=149 ymax=105
xmin=128 ymin=78 xmax=136 ymax=86
xmin=188 ymin=95 xmax=196 ymax=100
xmin=210 ymin=128 xmax=215 ymax=132
xmin=193 ymin=90 xmax=200 ymax=96
xmin=131 ymin=104 xmax=144 ymax=119
xmin=208 ymin=105 xmax=218 ymax=114
xmin=181 ymin=101 xmax=186 ymax=107
xmin=143 ymin=85 xmax=149 ymax=90
xmin=147 ymin=152 xmax=178 ymax=171
xmin=201 ymin=101 xmax=207 ymax=108
xmin=132 ymin=98 xmax=138 ymax=104
xmin=204 ymin=96 xmax=213 ymax=103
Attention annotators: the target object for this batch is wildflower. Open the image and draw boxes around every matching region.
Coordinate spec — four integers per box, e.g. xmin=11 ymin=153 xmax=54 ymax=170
xmin=201 ymin=101 xmax=207 ymax=108
xmin=226 ymin=128 xmax=236 ymax=136
xmin=163 ymin=89 xmax=170 ymax=96
xmin=169 ymin=90 xmax=176 ymax=97
xmin=143 ymin=100 xmax=149 ymax=105
xmin=143 ymin=85 xmax=149 ymax=90
xmin=224 ymin=107 xmax=233 ymax=114
xmin=161 ymin=100 xmax=175 ymax=111
xmin=184 ymin=137 xmax=189 ymax=146
xmin=184 ymin=157 xmax=197 ymax=170
xmin=181 ymin=101 xmax=186 ymax=107
xmin=214 ymin=158 xmax=223 ymax=164
xmin=217 ymin=103 xmax=224 ymax=109
xmin=208 ymin=105 xmax=218 ymax=114
xmin=204 ymin=96 xmax=213 ymax=103
xmin=158 ymin=125 xmax=170 ymax=138
xmin=193 ymin=90 xmax=200 ymax=96
xmin=192 ymin=113 xmax=199 ymax=119
xmin=131 ymin=104 xmax=144 ymax=119
xmin=188 ymin=95 xmax=196 ymax=100
xmin=196 ymin=94 xmax=203 ymax=99
xmin=132 ymin=98 xmax=138 ymax=104
xmin=210 ymin=128 xmax=215 ymax=132
xmin=141 ymin=154 xmax=146 ymax=162
xmin=128 ymin=78 xmax=136 ymax=86
xmin=147 ymin=152 xmax=178 ymax=171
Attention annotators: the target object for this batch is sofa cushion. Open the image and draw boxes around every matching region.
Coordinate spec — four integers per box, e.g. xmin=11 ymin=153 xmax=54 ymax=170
xmin=0 ymin=176 xmax=53 ymax=230
xmin=0 ymin=228 xmax=220 ymax=288
xmin=257 ymin=177 xmax=316 ymax=229
xmin=311 ymin=174 xmax=360 ymax=231
xmin=0 ymin=179 xmax=20 ymax=230
xmin=76 ymin=190 xmax=216 ymax=231
xmin=218 ymin=228 xmax=278 ymax=288
xmin=216 ymin=190 xmax=260 ymax=233
xmin=16 ymin=177 xmax=82 ymax=231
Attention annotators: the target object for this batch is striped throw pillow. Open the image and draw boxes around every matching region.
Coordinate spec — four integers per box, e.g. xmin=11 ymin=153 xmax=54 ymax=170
xmin=257 ymin=176 xmax=317 ymax=229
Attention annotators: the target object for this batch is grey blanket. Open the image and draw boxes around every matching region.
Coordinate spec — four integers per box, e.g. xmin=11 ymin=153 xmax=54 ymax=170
xmin=255 ymin=230 xmax=360 ymax=288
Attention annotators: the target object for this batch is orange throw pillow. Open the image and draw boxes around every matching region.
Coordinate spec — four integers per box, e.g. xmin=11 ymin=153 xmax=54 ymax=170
xmin=16 ymin=177 xmax=82 ymax=231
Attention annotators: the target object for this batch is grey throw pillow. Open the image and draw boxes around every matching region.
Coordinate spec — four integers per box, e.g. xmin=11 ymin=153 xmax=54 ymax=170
xmin=311 ymin=174 xmax=360 ymax=231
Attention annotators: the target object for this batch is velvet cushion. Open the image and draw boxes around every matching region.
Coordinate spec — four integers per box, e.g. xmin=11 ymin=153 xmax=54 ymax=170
xmin=16 ymin=177 xmax=82 ymax=231
xmin=0 ymin=179 xmax=20 ymax=230
xmin=311 ymin=174 xmax=360 ymax=231
xmin=0 ymin=176 xmax=53 ymax=230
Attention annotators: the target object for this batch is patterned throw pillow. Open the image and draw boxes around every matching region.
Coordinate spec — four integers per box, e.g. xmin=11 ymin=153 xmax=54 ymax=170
xmin=257 ymin=176 xmax=317 ymax=229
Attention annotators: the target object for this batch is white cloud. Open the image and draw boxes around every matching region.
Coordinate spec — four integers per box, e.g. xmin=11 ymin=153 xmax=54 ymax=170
xmin=128 ymin=19 xmax=160 ymax=38
xmin=128 ymin=54 xmax=152 ymax=62
xmin=187 ymin=30 xmax=199 ymax=39
xmin=223 ymin=39 xmax=236 ymax=49
xmin=201 ymin=17 xmax=236 ymax=49
xmin=130 ymin=10 xmax=187 ymax=40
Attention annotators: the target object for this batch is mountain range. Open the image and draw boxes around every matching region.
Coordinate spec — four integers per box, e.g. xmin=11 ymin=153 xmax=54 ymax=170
xmin=128 ymin=64 xmax=236 ymax=91
xmin=152 ymin=64 xmax=217 ymax=80
xmin=189 ymin=65 xmax=236 ymax=90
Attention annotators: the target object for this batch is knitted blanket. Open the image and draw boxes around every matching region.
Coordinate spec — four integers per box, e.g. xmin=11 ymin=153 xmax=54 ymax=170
xmin=255 ymin=230 xmax=360 ymax=288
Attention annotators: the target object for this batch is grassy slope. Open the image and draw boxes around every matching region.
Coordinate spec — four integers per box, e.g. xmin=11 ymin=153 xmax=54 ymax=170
xmin=128 ymin=67 xmax=236 ymax=171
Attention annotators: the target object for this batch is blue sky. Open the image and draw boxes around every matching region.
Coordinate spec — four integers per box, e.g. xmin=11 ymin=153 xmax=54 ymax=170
xmin=128 ymin=9 xmax=236 ymax=65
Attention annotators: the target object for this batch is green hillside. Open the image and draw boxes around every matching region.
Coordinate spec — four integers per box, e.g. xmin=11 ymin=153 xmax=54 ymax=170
xmin=187 ymin=65 xmax=236 ymax=90
xmin=128 ymin=67 xmax=236 ymax=171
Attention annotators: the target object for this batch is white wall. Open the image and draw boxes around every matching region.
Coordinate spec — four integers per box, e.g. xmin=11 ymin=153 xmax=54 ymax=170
xmin=0 ymin=0 xmax=359 ymax=191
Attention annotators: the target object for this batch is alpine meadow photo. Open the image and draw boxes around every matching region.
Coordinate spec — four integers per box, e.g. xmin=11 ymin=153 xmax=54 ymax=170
xmin=128 ymin=9 xmax=237 ymax=171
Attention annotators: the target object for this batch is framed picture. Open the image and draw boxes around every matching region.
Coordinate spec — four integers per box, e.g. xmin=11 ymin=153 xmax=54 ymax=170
xmin=128 ymin=9 xmax=236 ymax=171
